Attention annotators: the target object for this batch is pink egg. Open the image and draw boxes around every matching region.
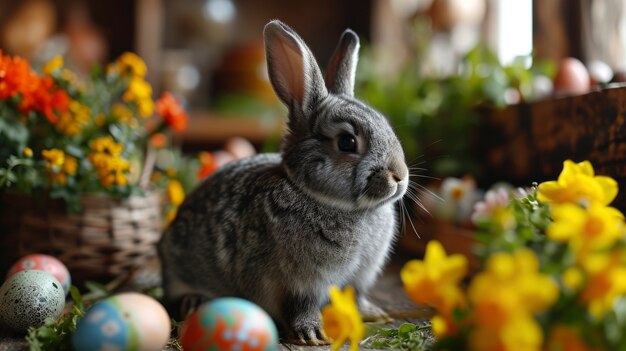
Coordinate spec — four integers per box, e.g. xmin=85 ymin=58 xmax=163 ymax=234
xmin=553 ymin=57 xmax=591 ymax=96
xmin=7 ymin=254 xmax=71 ymax=295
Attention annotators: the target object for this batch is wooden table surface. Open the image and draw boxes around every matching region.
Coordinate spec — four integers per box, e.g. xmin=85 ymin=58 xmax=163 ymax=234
xmin=0 ymin=252 xmax=432 ymax=351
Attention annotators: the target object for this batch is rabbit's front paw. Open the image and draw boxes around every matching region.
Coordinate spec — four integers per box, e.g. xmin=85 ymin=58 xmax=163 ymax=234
xmin=359 ymin=296 xmax=392 ymax=323
xmin=285 ymin=318 xmax=331 ymax=346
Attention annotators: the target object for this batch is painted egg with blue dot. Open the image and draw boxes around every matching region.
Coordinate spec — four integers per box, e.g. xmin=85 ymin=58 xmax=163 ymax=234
xmin=180 ymin=297 xmax=278 ymax=351
xmin=73 ymin=292 xmax=170 ymax=351
xmin=6 ymin=254 xmax=71 ymax=295
xmin=0 ymin=270 xmax=65 ymax=333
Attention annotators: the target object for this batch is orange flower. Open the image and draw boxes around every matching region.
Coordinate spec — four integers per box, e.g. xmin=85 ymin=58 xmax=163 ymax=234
xmin=150 ymin=133 xmax=167 ymax=148
xmin=198 ymin=151 xmax=218 ymax=180
xmin=156 ymin=92 xmax=188 ymax=133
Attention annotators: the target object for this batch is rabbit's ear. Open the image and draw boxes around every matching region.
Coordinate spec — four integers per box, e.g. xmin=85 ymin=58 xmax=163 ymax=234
xmin=264 ymin=20 xmax=327 ymax=116
xmin=325 ymin=29 xmax=360 ymax=97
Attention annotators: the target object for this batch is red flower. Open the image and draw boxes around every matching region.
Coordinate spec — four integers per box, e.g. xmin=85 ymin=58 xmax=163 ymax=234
xmin=198 ymin=151 xmax=218 ymax=180
xmin=155 ymin=92 xmax=188 ymax=133
xmin=0 ymin=52 xmax=31 ymax=100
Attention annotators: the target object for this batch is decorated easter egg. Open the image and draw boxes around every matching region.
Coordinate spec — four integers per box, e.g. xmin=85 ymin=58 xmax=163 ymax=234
xmin=180 ymin=297 xmax=278 ymax=351
xmin=73 ymin=292 xmax=170 ymax=351
xmin=7 ymin=254 xmax=71 ymax=295
xmin=0 ymin=270 xmax=65 ymax=333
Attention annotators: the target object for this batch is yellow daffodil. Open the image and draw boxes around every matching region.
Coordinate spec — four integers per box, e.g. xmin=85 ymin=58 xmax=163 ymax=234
xmin=42 ymin=55 xmax=63 ymax=75
xmin=117 ymin=52 xmax=147 ymax=78
xmin=469 ymin=315 xmax=543 ymax=351
xmin=167 ymin=179 xmax=185 ymax=206
xmin=546 ymin=325 xmax=599 ymax=351
xmin=469 ymin=249 xmax=558 ymax=327
xmin=401 ymin=240 xmax=467 ymax=314
xmin=537 ymin=160 xmax=618 ymax=206
xmin=580 ymin=250 xmax=626 ymax=319
xmin=321 ymin=286 xmax=364 ymax=351
xmin=547 ymin=203 xmax=624 ymax=259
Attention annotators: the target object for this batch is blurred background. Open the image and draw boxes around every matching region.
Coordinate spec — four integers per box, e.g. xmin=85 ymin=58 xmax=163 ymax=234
xmin=1 ymin=0 xmax=625 ymax=217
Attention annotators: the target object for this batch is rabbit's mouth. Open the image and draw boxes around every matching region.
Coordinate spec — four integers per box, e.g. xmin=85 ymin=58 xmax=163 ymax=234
xmin=356 ymin=176 xmax=408 ymax=209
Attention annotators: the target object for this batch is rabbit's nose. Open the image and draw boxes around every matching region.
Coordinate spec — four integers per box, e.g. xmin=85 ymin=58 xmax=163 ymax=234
xmin=388 ymin=156 xmax=408 ymax=182
xmin=389 ymin=172 xmax=402 ymax=183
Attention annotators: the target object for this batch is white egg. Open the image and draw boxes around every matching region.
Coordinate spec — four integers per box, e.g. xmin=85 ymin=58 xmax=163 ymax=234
xmin=0 ymin=270 xmax=65 ymax=333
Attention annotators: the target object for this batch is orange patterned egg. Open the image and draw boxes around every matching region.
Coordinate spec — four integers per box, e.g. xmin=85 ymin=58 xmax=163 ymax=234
xmin=180 ymin=298 xmax=278 ymax=351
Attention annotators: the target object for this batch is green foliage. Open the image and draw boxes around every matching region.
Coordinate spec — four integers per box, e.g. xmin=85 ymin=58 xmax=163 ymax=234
xmin=362 ymin=323 xmax=432 ymax=351
xmin=356 ymin=21 xmax=555 ymax=177
xmin=26 ymin=286 xmax=85 ymax=351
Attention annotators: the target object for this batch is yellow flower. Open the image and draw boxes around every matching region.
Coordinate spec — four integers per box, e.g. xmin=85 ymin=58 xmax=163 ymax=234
xmin=42 ymin=149 xmax=76 ymax=186
xmin=321 ymin=286 xmax=364 ymax=351
xmin=167 ymin=180 xmax=185 ymax=206
xmin=42 ymin=149 xmax=65 ymax=169
xmin=56 ymin=100 xmax=91 ymax=136
xmin=468 ymin=249 xmax=557 ymax=329
xmin=537 ymin=160 xmax=618 ymax=206
xmin=63 ymin=155 xmax=78 ymax=176
xmin=22 ymin=147 xmax=33 ymax=158
xmin=580 ymin=250 xmax=626 ymax=319
xmin=547 ymin=203 xmax=624 ymax=259
xmin=136 ymin=97 xmax=154 ymax=117
xmin=42 ymin=55 xmax=63 ymax=75
xmin=401 ymin=240 xmax=467 ymax=314
xmin=117 ymin=52 xmax=147 ymax=78
xmin=546 ymin=325 xmax=599 ymax=351
xmin=112 ymin=103 xmax=134 ymax=123
xmin=88 ymin=137 xmax=130 ymax=188
xmin=123 ymin=77 xmax=152 ymax=102
xmin=122 ymin=77 xmax=154 ymax=117
xmin=562 ymin=267 xmax=584 ymax=291
xmin=166 ymin=208 xmax=178 ymax=227
xmin=90 ymin=136 xmax=124 ymax=156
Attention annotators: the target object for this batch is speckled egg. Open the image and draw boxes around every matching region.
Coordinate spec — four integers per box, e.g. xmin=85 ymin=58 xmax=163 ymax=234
xmin=0 ymin=270 xmax=65 ymax=333
xmin=73 ymin=292 xmax=170 ymax=351
xmin=180 ymin=298 xmax=278 ymax=351
xmin=6 ymin=254 xmax=71 ymax=295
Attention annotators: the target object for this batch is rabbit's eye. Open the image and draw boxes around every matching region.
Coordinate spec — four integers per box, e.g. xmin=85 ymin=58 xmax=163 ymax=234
xmin=338 ymin=134 xmax=357 ymax=153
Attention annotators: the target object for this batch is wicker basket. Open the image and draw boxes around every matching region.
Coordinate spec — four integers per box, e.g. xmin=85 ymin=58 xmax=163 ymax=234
xmin=0 ymin=191 xmax=163 ymax=285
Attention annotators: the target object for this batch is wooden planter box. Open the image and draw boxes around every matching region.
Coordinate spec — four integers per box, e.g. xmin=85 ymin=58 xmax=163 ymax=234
xmin=475 ymin=84 xmax=626 ymax=212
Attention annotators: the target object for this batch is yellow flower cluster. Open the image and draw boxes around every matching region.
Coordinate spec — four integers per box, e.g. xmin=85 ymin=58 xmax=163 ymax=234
xmin=539 ymin=160 xmax=626 ymax=319
xmin=321 ymin=286 xmax=364 ymax=351
xmin=42 ymin=148 xmax=77 ymax=185
xmin=88 ymin=136 xmax=129 ymax=188
xmin=467 ymin=250 xmax=558 ymax=351
xmin=56 ymin=100 xmax=91 ymax=136
xmin=107 ymin=52 xmax=154 ymax=118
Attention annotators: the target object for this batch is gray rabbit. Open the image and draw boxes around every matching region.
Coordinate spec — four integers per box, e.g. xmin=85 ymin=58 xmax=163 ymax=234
xmin=158 ymin=20 xmax=409 ymax=345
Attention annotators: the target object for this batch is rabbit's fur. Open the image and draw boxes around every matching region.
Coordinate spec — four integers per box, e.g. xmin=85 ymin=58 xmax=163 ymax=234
xmin=158 ymin=20 xmax=409 ymax=344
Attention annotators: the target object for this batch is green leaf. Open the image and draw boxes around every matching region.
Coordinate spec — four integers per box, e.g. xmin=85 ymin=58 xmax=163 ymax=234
xmin=399 ymin=323 xmax=418 ymax=334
